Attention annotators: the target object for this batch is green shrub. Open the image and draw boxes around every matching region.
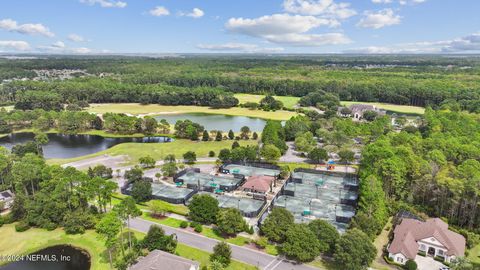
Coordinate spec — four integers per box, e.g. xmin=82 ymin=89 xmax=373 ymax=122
xmin=434 ymin=256 xmax=445 ymax=262
xmin=404 ymin=259 xmax=417 ymax=270
xmin=180 ymin=221 xmax=189 ymax=228
xmin=194 ymin=224 xmax=203 ymax=233
xmin=254 ymin=237 xmax=268 ymax=249
xmin=190 ymin=221 xmax=199 ymax=228
xmin=2 ymin=214 xmax=13 ymax=224
xmin=417 ymin=250 xmax=426 ymax=257
xmin=15 ymin=221 xmax=30 ymax=232
xmin=247 ymin=226 xmax=254 ymax=235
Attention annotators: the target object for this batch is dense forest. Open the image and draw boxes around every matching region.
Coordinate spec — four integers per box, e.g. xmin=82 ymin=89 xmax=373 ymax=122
xmin=1 ymin=55 xmax=480 ymax=111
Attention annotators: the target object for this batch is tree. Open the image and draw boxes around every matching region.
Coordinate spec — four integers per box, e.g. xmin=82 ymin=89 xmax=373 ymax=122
xmin=260 ymin=144 xmax=281 ymax=163
xmin=215 ymin=131 xmax=223 ymax=141
xmin=308 ymin=219 xmax=339 ymax=254
xmin=149 ymin=200 xmax=168 ymax=217
xmin=294 ymin=132 xmax=316 ymax=153
xmin=131 ymin=181 xmax=151 ymax=203
xmin=334 ymin=229 xmax=376 ymax=270
xmin=155 ymin=172 xmax=161 ymax=182
xmin=120 ymin=196 xmax=142 ymax=250
xmin=125 ymin=166 xmax=143 ymax=183
xmin=210 ymin=242 xmax=231 ymax=267
xmin=308 ymin=148 xmax=328 ymax=164
xmin=252 ymin=132 xmax=258 ymax=140
xmin=404 ymin=259 xmax=417 ymax=270
xmin=208 ymin=151 xmax=215 ymax=157
xmin=240 ymin=126 xmax=251 ymax=139
xmin=450 ymin=257 xmax=474 ymax=270
xmin=188 ymin=194 xmax=219 ymax=224
xmin=139 ymin=156 xmax=156 ymax=168
xmin=96 ymin=211 xmax=121 ymax=269
xmin=338 ymin=149 xmax=355 ymax=164
xmin=261 ymin=207 xmax=294 ymax=243
xmin=282 ymin=224 xmax=321 ymax=262
xmin=164 ymin=154 xmax=176 ymax=163
xmin=231 ymin=141 xmax=240 ymax=149
xmin=228 ymin=130 xmax=234 ymax=140
xmin=363 ymin=111 xmax=378 ymax=122
xmin=143 ymin=116 xmax=158 ymax=135
xmin=284 ymin=116 xmax=311 ymax=141
xmin=218 ymin=149 xmax=231 ymax=162
xmin=209 ymin=260 xmax=225 ymax=270
xmin=183 ymin=151 xmax=197 ymax=164
xmin=161 ymin=162 xmax=177 ymax=177
xmin=202 ymin=130 xmax=210 ymax=141
xmin=142 ymin=225 xmax=177 ymax=253
xmin=216 ymin=208 xmax=246 ymax=236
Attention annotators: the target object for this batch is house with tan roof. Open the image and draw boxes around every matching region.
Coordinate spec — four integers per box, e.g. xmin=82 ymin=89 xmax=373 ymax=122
xmin=388 ymin=218 xmax=466 ymax=265
xmin=241 ymin=175 xmax=274 ymax=194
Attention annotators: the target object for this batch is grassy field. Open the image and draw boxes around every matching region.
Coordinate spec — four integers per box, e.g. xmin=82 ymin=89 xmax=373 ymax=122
xmin=0 ymin=224 xmax=110 ymax=270
xmin=234 ymin=94 xmax=300 ymax=109
xmin=87 ymin=103 xmax=297 ymax=121
xmin=468 ymin=243 xmax=480 ymax=265
xmin=49 ymin=139 xmax=258 ymax=165
xmin=340 ymin=101 xmax=425 ymax=115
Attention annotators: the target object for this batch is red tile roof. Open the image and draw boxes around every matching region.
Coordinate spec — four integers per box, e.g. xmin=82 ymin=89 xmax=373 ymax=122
xmin=388 ymin=218 xmax=466 ymax=259
xmin=241 ymin=175 xmax=274 ymax=193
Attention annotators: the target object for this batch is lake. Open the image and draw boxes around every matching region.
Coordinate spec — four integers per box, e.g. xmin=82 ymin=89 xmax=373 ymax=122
xmin=0 ymin=132 xmax=172 ymax=159
xmin=0 ymin=245 xmax=90 ymax=270
xmin=154 ymin=113 xmax=267 ymax=132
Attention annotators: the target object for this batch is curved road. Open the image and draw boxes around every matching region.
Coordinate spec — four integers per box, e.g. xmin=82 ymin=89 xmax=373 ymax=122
xmin=130 ymin=218 xmax=319 ymax=270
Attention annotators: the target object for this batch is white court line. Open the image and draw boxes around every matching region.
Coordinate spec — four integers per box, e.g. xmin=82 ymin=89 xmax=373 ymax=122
xmin=263 ymin=258 xmax=277 ymax=270
xmin=268 ymin=259 xmax=284 ymax=270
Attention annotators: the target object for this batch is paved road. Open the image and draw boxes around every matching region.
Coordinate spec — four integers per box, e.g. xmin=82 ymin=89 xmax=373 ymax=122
xmin=130 ymin=218 xmax=319 ymax=270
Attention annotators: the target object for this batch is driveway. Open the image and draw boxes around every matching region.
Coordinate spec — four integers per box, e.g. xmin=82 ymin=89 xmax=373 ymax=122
xmin=415 ymin=255 xmax=445 ymax=270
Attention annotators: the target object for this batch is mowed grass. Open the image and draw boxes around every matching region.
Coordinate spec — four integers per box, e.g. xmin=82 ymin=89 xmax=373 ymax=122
xmin=87 ymin=103 xmax=297 ymax=121
xmin=0 ymin=224 xmax=110 ymax=270
xmin=234 ymin=94 xmax=300 ymax=109
xmin=468 ymin=243 xmax=480 ymax=265
xmin=49 ymin=139 xmax=258 ymax=165
xmin=340 ymin=101 xmax=425 ymax=115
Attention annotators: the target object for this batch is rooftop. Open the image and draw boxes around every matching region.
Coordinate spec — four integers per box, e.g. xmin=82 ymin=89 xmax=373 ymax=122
xmin=241 ymin=175 xmax=275 ymax=193
xmin=130 ymin=249 xmax=199 ymax=270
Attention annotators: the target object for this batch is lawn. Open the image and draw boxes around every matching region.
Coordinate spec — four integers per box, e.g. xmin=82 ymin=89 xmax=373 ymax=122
xmin=49 ymin=139 xmax=258 ymax=165
xmin=111 ymin=193 xmax=189 ymax=216
xmin=175 ymin=243 xmax=257 ymax=270
xmin=468 ymin=243 xmax=480 ymax=265
xmin=234 ymin=94 xmax=300 ymax=109
xmin=87 ymin=103 xmax=297 ymax=121
xmin=340 ymin=101 xmax=425 ymax=115
xmin=0 ymin=224 xmax=110 ymax=270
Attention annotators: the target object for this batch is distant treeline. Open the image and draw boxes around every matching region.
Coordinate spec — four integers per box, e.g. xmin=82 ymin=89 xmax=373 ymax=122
xmin=1 ymin=56 xmax=480 ymax=111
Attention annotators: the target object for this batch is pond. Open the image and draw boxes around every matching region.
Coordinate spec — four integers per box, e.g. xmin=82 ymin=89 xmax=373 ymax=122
xmin=154 ymin=113 xmax=267 ymax=132
xmin=0 ymin=245 xmax=91 ymax=270
xmin=0 ymin=132 xmax=172 ymax=159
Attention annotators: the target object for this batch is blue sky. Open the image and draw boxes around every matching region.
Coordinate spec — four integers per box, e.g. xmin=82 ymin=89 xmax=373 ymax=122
xmin=0 ymin=0 xmax=479 ymax=54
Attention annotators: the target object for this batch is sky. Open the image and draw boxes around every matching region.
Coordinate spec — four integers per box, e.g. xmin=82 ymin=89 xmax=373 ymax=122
xmin=0 ymin=0 xmax=479 ymax=54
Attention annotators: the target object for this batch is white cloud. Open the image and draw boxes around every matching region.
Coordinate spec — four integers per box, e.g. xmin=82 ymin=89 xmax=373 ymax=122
xmin=399 ymin=0 xmax=426 ymax=5
xmin=149 ymin=6 xmax=170 ymax=17
xmin=52 ymin=41 xmax=66 ymax=48
xmin=372 ymin=0 xmax=393 ymax=3
xmin=197 ymin=43 xmax=284 ymax=53
xmin=226 ymin=14 xmax=338 ymax=36
xmin=283 ymin=0 xmax=356 ymax=19
xmin=356 ymin=9 xmax=401 ymax=29
xmin=344 ymin=32 xmax=480 ymax=54
xmin=68 ymin=34 xmax=85 ymax=42
xmin=180 ymin=8 xmax=205 ymax=18
xmin=0 ymin=40 xmax=30 ymax=51
xmin=79 ymin=0 xmax=126 ymax=8
xmin=189 ymin=8 xmax=205 ymax=18
xmin=0 ymin=19 xmax=54 ymax=37
xmin=225 ymin=13 xmax=348 ymax=47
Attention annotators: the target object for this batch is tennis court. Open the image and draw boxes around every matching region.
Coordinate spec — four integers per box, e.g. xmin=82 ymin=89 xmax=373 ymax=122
xmin=176 ymin=171 xmax=243 ymax=192
xmin=272 ymin=170 xmax=358 ymax=232
xmin=191 ymin=192 xmax=266 ymax=217
xmin=221 ymin=164 xmax=280 ymax=177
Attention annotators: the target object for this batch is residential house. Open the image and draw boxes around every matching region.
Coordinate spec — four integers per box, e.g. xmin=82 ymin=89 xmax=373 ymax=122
xmin=129 ymin=250 xmax=199 ymax=270
xmin=388 ymin=218 xmax=466 ymax=265
xmin=337 ymin=104 xmax=386 ymax=120
xmin=0 ymin=190 xmax=14 ymax=210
